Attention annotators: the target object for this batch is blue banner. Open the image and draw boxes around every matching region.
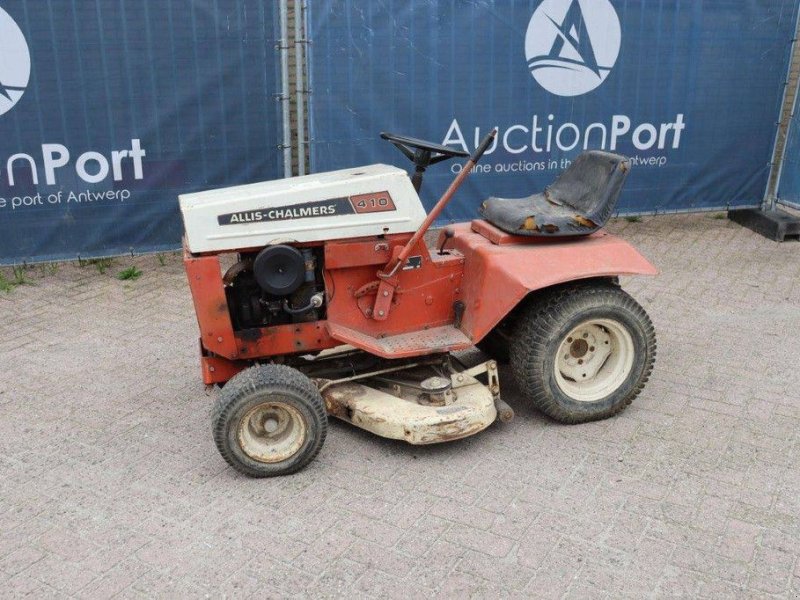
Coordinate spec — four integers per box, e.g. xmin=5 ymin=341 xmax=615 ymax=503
xmin=308 ymin=0 xmax=799 ymax=221
xmin=778 ymin=78 xmax=800 ymax=209
xmin=0 ymin=1 xmax=283 ymax=265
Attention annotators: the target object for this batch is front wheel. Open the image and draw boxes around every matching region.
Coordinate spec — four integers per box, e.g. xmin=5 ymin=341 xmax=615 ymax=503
xmin=510 ymin=283 xmax=656 ymax=424
xmin=212 ymin=364 xmax=327 ymax=477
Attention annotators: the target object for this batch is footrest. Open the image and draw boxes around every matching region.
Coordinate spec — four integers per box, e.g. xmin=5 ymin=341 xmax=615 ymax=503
xmin=327 ymin=323 xmax=473 ymax=359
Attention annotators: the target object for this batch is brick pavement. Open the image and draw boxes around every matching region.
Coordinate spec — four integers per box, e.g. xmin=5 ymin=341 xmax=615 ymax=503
xmin=1 ymin=213 xmax=799 ymax=598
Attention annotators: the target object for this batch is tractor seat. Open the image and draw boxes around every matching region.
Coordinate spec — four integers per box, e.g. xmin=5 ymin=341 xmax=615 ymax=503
xmin=479 ymin=151 xmax=631 ymax=237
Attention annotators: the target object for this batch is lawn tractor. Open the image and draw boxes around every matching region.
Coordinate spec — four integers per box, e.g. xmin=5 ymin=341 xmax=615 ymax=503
xmin=179 ymin=130 xmax=657 ymax=477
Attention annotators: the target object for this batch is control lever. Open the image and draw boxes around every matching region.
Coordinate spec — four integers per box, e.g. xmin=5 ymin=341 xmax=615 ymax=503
xmin=438 ymin=227 xmax=455 ymax=255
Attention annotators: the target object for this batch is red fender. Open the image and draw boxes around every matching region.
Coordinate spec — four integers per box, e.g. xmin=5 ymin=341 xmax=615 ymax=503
xmin=447 ymin=220 xmax=658 ymax=343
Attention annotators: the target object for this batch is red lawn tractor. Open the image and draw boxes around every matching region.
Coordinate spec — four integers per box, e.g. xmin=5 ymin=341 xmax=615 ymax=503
xmin=180 ymin=130 xmax=656 ymax=477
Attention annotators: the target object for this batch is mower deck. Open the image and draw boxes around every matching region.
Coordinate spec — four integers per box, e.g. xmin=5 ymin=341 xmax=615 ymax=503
xmin=320 ymin=359 xmax=502 ymax=444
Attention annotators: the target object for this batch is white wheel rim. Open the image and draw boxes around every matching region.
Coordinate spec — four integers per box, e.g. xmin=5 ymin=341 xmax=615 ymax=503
xmin=554 ymin=318 xmax=635 ymax=403
xmin=238 ymin=402 xmax=307 ymax=463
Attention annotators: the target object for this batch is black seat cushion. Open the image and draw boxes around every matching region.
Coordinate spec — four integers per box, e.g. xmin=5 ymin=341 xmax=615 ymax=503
xmin=480 ymin=151 xmax=631 ymax=237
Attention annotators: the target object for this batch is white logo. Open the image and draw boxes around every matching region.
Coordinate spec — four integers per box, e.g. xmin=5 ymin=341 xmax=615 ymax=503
xmin=0 ymin=6 xmax=31 ymax=116
xmin=525 ymin=0 xmax=621 ymax=97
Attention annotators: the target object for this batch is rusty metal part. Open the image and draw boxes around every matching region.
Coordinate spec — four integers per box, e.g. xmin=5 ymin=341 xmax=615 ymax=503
xmin=458 ymin=359 xmax=512 ymax=423
xmin=354 ymin=280 xmax=380 ymax=298
xmin=199 ymin=349 xmax=250 ymax=385
xmin=316 ymin=360 xmax=430 ymax=393
xmin=327 ymin=322 xmax=472 ymax=360
xmin=570 ymin=338 xmax=589 ymax=358
xmin=222 ymin=258 xmax=253 ymax=285
xmin=493 ymin=396 xmax=515 ymax=423
xmin=237 ymin=402 xmax=307 ymax=463
xmin=321 ymin=368 xmax=496 ymax=445
xmin=184 ymin=245 xmax=340 ymax=362
xmin=234 ymin=321 xmax=338 ymax=358
xmin=324 ymin=234 xmax=406 ymax=269
xmin=319 ymin=358 xmax=501 ymax=444
xmin=419 ymin=376 xmax=453 ymax=406
xmin=459 ymin=360 xmax=500 ymax=391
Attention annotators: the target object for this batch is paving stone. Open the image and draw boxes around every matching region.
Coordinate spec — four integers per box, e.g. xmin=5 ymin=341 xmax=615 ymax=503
xmin=1 ymin=214 xmax=800 ymax=597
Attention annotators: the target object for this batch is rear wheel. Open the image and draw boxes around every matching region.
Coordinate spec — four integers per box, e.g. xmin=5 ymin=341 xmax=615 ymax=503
xmin=212 ymin=364 xmax=327 ymax=477
xmin=510 ymin=283 xmax=655 ymax=423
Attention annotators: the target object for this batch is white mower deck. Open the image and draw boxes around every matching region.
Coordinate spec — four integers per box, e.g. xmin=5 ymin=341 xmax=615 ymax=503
xmin=319 ymin=361 xmax=501 ymax=444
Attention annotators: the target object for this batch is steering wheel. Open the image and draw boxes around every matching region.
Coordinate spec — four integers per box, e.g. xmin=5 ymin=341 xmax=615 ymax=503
xmin=380 ymin=132 xmax=468 ymax=162
xmin=380 ymin=132 xmax=469 ymax=192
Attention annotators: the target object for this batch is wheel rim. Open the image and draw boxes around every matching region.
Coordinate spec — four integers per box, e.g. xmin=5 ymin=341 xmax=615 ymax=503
xmin=554 ymin=318 xmax=635 ymax=403
xmin=237 ymin=401 xmax=307 ymax=463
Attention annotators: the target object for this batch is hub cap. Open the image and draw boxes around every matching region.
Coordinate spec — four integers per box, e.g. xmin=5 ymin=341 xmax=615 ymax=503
xmin=554 ymin=318 xmax=634 ymax=402
xmin=238 ymin=402 xmax=307 ymax=463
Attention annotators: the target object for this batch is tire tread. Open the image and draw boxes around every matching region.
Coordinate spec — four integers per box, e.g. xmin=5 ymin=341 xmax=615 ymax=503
xmin=510 ymin=282 xmax=656 ymax=424
xmin=211 ymin=364 xmax=327 ymax=477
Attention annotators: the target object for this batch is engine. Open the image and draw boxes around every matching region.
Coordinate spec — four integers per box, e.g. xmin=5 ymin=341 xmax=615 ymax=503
xmin=224 ymin=244 xmax=326 ymax=330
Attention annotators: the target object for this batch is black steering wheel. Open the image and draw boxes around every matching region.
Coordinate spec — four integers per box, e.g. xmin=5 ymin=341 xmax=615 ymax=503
xmin=381 ymin=132 xmax=469 ymax=192
xmin=380 ymin=132 xmax=469 ymax=162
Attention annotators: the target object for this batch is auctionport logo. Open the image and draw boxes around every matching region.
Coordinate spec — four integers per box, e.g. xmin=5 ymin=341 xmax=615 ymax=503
xmin=525 ymin=0 xmax=621 ymax=97
xmin=0 ymin=6 xmax=30 ymax=117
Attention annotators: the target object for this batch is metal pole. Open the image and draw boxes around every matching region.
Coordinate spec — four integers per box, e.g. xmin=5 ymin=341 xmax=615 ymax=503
xmin=770 ymin=58 xmax=800 ymax=209
xmin=294 ymin=1 xmax=307 ymax=176
xmin=279 ymin=0 xmax=292 ymax=178
xmin=764 ymin=10 xmax=800 ymax=210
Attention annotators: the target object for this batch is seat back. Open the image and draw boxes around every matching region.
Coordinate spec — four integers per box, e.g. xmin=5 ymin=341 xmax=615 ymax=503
xmin=547 ymin=151 xmax=630 ymax=228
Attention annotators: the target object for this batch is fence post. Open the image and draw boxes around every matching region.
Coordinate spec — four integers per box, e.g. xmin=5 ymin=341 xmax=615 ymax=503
xmin=279 ymin=0 xmax=293 ymax=178
xmin=294 ymin=1 xmax=308 ymax=176
xmin=764 ymin=10 xmax=800 ymax=209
